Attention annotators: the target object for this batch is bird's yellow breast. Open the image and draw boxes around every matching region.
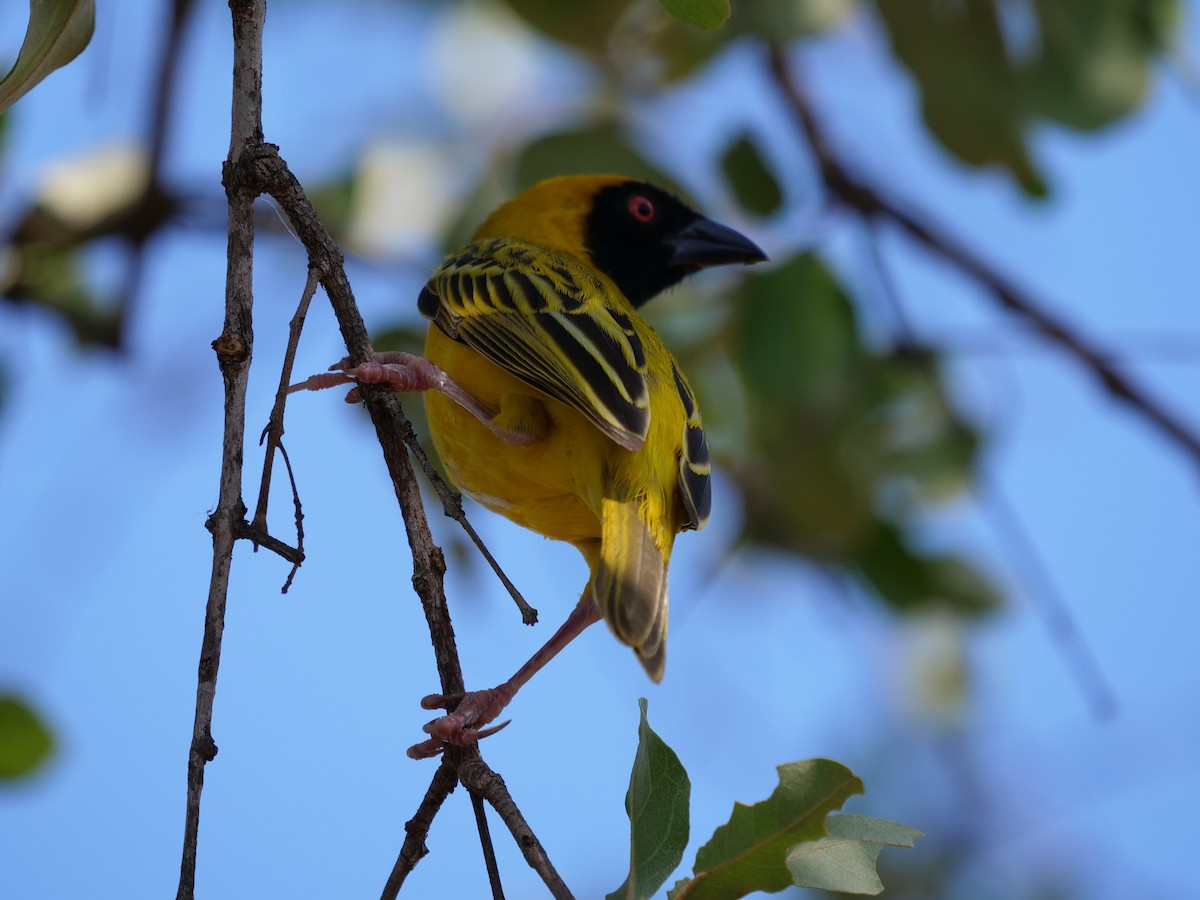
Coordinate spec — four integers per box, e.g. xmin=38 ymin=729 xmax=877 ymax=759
xmin=423 ymin=323 xmax=686 ymax=552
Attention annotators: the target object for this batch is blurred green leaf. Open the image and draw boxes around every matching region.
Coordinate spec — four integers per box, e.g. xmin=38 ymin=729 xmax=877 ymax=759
xmin=853 ymin=523 xmax=1002 ymax=615
xmin=501 ymin=0 xmax=632 ymax=51
xmin=732 ymin=0 xmax=859 ymax=39
xmin=787 ymin=814 xmax=923 ymax=894
xmin=864 ymin=351 xmax=980 ymax=508
xmin=658 ymin=0 xmax=730 ymax=30
xmin=669 ymin=759 xmax=863 ymax=899
xmin=372 ymin=325 xmax=427 ymax=355
xmin=1 ymin=243 xmax=119 ymax=347
xmin=306 ymin=171 xmax=358 ymax=246
xmin=515 ymin=126 xmax=680 ymax=194
xmin=720 ymin=133 xmax=783 ymax=218
xmin=731 ymin=254 xmax=876 ymax=554
xmin=1022 ymin=0 xmax=1178 ymax=129
xmin=607 ymin=698 xmax=690 ymax=900
xmin=875 ymin=0 xmax=1178 ymax=195
xmin=723 ymin=252 xmax=996 ymax=614
xmin=876 ymin=0 xmax=1046 ymax=196
xmin=0 ymin=694 xmax=54 ymax=779
xmin=0 ymin=0 xmax=96 ymax=113
xmin=733 ymin=253 xmax=862 ymax=407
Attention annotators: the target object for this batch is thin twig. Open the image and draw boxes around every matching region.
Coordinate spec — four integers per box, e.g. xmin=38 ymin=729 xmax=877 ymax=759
xmin=177 ymin=2 xmax=263 ymax=897
xmin=403 ymin=431 xmax=538 ymax=625
xmin=469 ymin=789 xmax=506 ymax=900
xmin=458 ymin=752 xmax=574 ymax=900
xmin=980 ymin=476 xmax=1118 ymax=719
xmin=380 ymin=761 xmax=459 ymax=900
xmin=253 ymin=265 xmax=321 ymax=537
xmin=863 ymin=224 xmax=917 ymax=350
xmin=767 ymin=45 xmax=1200 ymax=469
xmin=116 ymin=0 xmax=195 ymax=349
xmin=276 ymin=439 xmax=305 ymax=592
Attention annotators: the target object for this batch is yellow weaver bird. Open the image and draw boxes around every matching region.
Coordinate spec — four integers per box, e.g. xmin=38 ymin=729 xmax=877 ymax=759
xmin=293 ymin=175 xmax=765 ymax=757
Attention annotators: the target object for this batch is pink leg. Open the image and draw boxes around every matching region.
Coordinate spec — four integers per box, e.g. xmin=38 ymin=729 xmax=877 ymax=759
xmin=289 ymin=351 xmax=534 ymax=446
xmin=407 ymin=596 xmax=603 ymax=759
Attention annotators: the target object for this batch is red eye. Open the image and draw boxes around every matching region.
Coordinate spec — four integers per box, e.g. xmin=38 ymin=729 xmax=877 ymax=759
xmin=628 ymin=195 xmax=656 ymax=223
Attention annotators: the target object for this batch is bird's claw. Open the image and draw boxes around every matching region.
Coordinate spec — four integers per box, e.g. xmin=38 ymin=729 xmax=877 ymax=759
xmin=406 ymin=685 xmax=516 ymax=760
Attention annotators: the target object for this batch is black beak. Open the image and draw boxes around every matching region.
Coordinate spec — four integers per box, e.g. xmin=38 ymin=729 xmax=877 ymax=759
xmin=666 ymin=216 xmax=768 ymax=269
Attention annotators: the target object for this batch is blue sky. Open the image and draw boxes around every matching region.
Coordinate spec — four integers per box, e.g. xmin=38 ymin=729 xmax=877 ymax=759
xmin=1 ymin=2 xmax=1199 ymax=898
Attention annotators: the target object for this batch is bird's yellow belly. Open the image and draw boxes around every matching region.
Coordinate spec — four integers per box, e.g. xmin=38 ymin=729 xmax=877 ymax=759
xmin=424 ymin=332 xmax=611 ymax=545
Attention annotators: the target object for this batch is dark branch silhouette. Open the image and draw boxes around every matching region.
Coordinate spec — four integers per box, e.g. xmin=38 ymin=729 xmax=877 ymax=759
xmin=767 ymin=46 xmax=1200 ymax=470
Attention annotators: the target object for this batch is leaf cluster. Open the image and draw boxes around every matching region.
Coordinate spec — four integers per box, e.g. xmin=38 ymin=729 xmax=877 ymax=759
xmin=609 ymin=701 xmax=921 ymax=899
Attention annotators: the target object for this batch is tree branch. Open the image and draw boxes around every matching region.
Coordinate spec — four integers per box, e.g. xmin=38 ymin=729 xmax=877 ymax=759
xmin=380 ymin=761 xmax=459 ymax=899
xmin=458 ymin=751 xmax=574 ymax=900
xmin=243 ymin=143 xmax=569 ymax=894
xmin=767 ymin=45 xmax=1200 ymax=469
xmin=176 ymin=2 xmax=263 ymax=898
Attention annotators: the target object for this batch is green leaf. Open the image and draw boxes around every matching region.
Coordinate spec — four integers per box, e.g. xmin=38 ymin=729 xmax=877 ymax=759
xmin=515 ymin=127 xmax=680 ymax=196
xmin=669 ymin=759 xmax=863 ymax=900
xmin=732 ymin=253 xmax=863 ymax=407
xmin=1021 ymin=0 xmax=1179 ymax=130
xmin=877 ymin=0 xmax=1046 ymax=196
xmin=731 ymin=0 xmax=859 ymax=40
xmin=607 ymin=698 xmax=691 ymax=900
xmin=877 ymin=0 xmax=1179 ymax=195
xmin=306 ymin=171 xmax=358 ymax=247
xmin=720 ymin=134 xmax=783 ymax=218
xmin=0 ymin=695 xmax=54 ymax=779
xmin=0 ymin=0 xmax=96 ymax=113
xmin=501 ymin=0 xmax=633 ymax=51
xmin=657 ymin=0 xmax=730 ymax=30
xmin=787 ymin=814 xmax=923 ymax=895
xmin=853 ymin=523 xmax=1003 ymax=616
xmin=2 ymin=242 xmax=120 ymax=347
xmin=723 ymin=252 xmax=997 ymax=615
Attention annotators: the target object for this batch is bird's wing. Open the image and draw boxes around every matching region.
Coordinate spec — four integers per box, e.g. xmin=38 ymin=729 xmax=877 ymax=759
xmin=419 ymin=238 xmax=650 ymax=451
xmin=670 ymin=362 xmax=711 ymax=532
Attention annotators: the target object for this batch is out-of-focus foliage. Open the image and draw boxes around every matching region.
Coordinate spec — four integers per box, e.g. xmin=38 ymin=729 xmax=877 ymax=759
xmin=0 ymin=694 xmax=54 ymax=779
xmin=719 ymin=254 xmax=997 ymax=614
xmin=1 ymin=145 xmax=172 ymax=347
xmin=720 ymin=133 xmax=783 ymax=218
xmin=876 ymin=0 xmax=1180 ymax=196
xmin=516 ymin=127 xmax=678 ymax=194
xmin=0 ymin=0 xmax=95 ymax=113
xmin=657 ymin=0 xmax=731 ymax=31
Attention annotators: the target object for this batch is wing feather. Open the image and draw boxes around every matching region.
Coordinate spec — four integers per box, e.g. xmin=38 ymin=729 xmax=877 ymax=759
xmin=671 ymin=363 xmax=711 ymax=531
xmin=422 ymin=238 xmax=651 ymax=450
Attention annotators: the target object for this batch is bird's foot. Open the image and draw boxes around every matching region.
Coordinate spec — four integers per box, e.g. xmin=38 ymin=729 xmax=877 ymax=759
xmin=287 ymin=351 xmax=431 ymax=402
xmin=406 ymin=684 xmax=517 ymax=760
xmin=289 ymin=351 xmax=536 ymax=446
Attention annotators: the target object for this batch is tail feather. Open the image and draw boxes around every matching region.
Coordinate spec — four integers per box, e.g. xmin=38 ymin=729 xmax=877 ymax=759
xmin=593 ymin=496 xmax=669 ymax=683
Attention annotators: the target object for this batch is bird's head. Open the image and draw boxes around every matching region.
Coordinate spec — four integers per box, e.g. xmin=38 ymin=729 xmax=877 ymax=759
xmin=473 ymin=174 xmax=768 ymax=307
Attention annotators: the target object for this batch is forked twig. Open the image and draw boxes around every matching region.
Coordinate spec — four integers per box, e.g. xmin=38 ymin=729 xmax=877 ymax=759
xmin=254 ymin=265 xmax=321 ymax=537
